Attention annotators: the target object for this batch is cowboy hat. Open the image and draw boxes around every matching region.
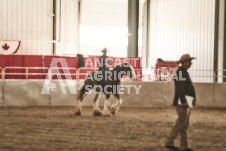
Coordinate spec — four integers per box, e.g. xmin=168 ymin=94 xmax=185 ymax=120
xmin=101 ymin=48 xmax=108 ymax=52
xmin=177 ymin=54 xmax=196 ymax=63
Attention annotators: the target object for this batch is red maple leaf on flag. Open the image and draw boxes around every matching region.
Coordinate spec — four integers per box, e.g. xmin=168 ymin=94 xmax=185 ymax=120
xmin=2 ymin=43 xmax=10 ymax=50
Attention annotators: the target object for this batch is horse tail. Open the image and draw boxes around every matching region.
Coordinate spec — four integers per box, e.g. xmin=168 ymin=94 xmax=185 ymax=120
xmin=77 ymin=85 xmax=86 ymax=101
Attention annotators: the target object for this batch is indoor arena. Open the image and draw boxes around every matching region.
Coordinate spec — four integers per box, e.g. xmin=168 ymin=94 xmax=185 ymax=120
xmin=0 ymin=0 xmax=226 ymax=151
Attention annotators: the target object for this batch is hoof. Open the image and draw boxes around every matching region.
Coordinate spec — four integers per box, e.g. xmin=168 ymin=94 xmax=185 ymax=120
xmin=93 ymin=110 xmax=102 ymax=116
xmin=75 ymin=107 xmax=81 ymax=116
xmin=111 ymin=110 xmax=116 ymax=115
xmin=111 ymin=106 xmax=118 ymax=115
xmin=111 ymin=108 xmax=117 ymax=115
xmin=75 ymin=111 xmax=81 ymax=116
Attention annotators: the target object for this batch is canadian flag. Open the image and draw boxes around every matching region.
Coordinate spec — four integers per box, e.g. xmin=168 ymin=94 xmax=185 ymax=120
xmin=0 ymin=41 xmax=21 ymax=54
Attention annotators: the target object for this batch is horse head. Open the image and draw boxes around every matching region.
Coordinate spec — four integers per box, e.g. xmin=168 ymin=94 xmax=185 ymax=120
xmin=122 ymin=62 xmax=136 ymax=81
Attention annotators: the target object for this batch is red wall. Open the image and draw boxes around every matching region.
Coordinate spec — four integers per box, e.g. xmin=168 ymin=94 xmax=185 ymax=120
xmin=0 ymin=55 xmax=79 ymax=79
xmin=0 ymin=55 xmax=142 ymax=80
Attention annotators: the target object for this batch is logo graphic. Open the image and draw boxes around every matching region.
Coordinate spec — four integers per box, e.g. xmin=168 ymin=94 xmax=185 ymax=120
xmin=41 ymin=58 xmax=143 ymax=95
xmin=41 ymin=58 xmax=77 ymax=94
xmin=2 ymin=43 xmax=9 ymax=50
xmin=0 ymin=41 xmax=21 ymax=54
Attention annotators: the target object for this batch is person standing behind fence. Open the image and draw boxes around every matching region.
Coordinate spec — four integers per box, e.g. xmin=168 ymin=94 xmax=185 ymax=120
xmin=165 ymin=54 xmax=196 ymax=151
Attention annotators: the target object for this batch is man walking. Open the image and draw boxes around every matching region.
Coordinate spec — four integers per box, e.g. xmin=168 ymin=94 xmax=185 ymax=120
xmin=165 ymin=54 xmax=196 ymax=151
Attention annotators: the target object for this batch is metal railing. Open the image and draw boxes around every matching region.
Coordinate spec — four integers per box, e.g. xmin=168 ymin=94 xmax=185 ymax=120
xmin=77 ymin=67 xmax=143 ymax=81
xmin=2 ymin=67 xmax=79 ymax=80
xmin=141 ymin=68 xmax=220 ymax=82
xmin=0 ymin=66 xmax=153 ymax=81
xmin=3 ymin=67 xmax=49 ymax=79
xmin=1 ymin=66 xmax=226 ymax=82
xmin=77 ymin=67 xmax=99 ymax=80
xmin=49 ymin=67 xmax=78 ymax=80
xmin=214 ymin=69 xmax=226 ymax=77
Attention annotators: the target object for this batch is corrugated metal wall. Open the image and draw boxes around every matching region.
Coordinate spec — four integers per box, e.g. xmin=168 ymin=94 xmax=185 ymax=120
xmin=0 ymin=0 xmax=53 ymax=55
xmin=55 ymin=0 xmax=79 ymax=56
xmin=0 ymin=0 xmax=79 ymax=55
xmin=149 ymin=0 xmax=216 ymax=82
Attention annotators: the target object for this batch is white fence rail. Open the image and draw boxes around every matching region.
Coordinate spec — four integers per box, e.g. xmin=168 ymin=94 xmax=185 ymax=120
xmin=3 ymin=67 xmax=49 ymax=79
xmin=1 ymin=66 xmax=226 ymax=82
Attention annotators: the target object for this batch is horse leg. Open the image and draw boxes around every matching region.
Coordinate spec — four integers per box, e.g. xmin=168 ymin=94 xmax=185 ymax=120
xmin=102 ymin=94 xmax=111 ymax=116
xmin=93 ymin=94 xmax=102 ymax=116
xmin=75 ymin=85 xmax=86 ymax=116
xmin=111 ymin=94 xmax=122 ymax=115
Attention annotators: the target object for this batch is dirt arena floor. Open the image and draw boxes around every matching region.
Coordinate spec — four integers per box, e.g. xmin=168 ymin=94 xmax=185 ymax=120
xmin=0 ymin=106 xmax=226 ymax=151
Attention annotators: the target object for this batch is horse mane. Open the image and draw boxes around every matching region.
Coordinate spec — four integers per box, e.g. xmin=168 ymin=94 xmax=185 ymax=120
xmin=112 ymin=62 xmax=130 ymax=71
xmin=112 ymin=65 xmax=121 ymax=71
